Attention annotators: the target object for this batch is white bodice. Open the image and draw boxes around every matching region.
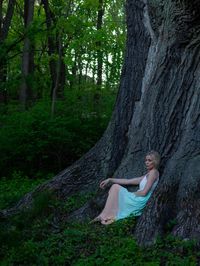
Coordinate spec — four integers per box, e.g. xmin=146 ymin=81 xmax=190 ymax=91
xmin=138 ymin=175 xmax=159 ymax=193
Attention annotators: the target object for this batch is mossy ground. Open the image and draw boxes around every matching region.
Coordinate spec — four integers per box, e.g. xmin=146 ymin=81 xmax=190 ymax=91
xmin=0 ymin=176 xmax=199 ymax=266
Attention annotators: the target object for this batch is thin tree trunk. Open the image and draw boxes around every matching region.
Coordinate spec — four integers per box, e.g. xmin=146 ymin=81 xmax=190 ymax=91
xmin=0 ymin=0 xmax=16 ymax=41
xmin=0 ymin=0 xmax=3 ymax=35
xmin=59 ymin=55 xmax=66 ymax=97
xmin=85 ymin=52 xmax=91 ymax=82
xmin=108 ymin=50 xmax=116 ymax=87
xmin=0 ymin=0 xmax=16 ymax=104
xmin=19 ymin=0 xmax=35 ymax=109
xmin=41 ymin=0 xmax=57 ymax=98
xmin=94 ymin=0 xmax=104 ymax=105
xmin=42 ymin=0 xmax=66 ymax=99
xmin=96 ymin=0 xmax=104 ymax=87
xmin=77 ymin=53 xmax=83 ymax=90
xmin=51 ymin=33 xmax=62 ymax=116
xmin=92 ymin=56 xmax=96 ymax=84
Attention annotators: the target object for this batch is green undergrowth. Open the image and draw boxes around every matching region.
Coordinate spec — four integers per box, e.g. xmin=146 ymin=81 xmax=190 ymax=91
xmin=0 ymin=171 xmax=50 ymax=210
xmin=1 ymin=215 xmax=199 ymax=265
xmin=0 ymin=176 xmax=200 ymax=265
xmin=0 ymin=89 xmax=114 ymax=178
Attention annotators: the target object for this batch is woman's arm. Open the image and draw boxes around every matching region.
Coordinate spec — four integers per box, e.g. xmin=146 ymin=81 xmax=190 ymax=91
xmin=134 ymin=170 xmax=159 ymax=197
xmin=100 ymin=176 xmax=144 ymax=189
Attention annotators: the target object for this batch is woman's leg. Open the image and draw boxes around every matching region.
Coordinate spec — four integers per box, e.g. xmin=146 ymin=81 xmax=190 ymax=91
xmin=90 ymin=184 xmax=121 ymax=224
xmin=98 ymin=184 xmax=121 ymax=224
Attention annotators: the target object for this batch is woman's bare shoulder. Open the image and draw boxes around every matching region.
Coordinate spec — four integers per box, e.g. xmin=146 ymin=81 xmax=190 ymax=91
xmin=148 ymin=169 xmax=159 ymax=178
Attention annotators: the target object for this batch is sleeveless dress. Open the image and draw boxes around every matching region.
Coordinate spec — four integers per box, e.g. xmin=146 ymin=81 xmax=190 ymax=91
xmin=115 ymin=175 xmax=159 ymax=220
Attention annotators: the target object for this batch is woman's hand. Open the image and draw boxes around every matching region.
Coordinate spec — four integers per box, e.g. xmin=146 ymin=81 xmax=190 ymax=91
xmin=100 ymin=178 xmax=111 ymax=189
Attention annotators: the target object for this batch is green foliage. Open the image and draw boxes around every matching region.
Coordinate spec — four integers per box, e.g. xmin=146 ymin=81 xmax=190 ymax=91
xmin=0 ymin=0 xmax=124 ymax=186
xmin=0 ymin=171 xmax=46 ymax=209
xmin=0 ymin=87 xmax=114 ymax=178
xmin=0 ymin=0 xmax=126 ymax=101
xmin=0 ymin=176 xmax=199 ymax=265
xmin=61 ymin=191 xmax=96 ymax=214
xmin=1 ymin=212 xmax=199 ymax=265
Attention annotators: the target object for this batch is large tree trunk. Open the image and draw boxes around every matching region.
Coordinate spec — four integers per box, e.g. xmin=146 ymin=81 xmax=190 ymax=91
xmin=1 ymin=0 xmax=200 ymax=246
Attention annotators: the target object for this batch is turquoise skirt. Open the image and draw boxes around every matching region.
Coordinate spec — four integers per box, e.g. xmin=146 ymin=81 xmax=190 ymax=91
xmin=116 ymin=186 xmax=151 ymax=220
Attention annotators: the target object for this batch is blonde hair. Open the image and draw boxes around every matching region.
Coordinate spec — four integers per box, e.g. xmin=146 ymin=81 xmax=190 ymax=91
xmin=146 ymin=150 xmax=161 ymax=169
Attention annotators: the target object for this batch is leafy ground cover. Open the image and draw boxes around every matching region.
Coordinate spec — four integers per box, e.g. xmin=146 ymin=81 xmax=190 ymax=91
xmin=0 ymin=175 xmax=199 ymax=266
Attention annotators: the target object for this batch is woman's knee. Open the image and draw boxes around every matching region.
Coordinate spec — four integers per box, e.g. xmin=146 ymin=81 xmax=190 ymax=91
xmin=110 ymin=184 xmax=121 ymax=192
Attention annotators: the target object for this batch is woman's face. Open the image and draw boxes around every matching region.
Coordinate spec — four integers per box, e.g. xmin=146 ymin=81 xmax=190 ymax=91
xmin=145 ymin=155 xmax=155 ymax=170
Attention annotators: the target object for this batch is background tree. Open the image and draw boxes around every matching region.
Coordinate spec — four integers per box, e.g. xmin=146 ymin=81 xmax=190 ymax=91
xmin=0 ymin=0 xmax=16 ymax=104
xmin=19 ymin=0 xmax=35 ymax=108
xmin=96 ymin=0 xmax=104 ymax=88
xmin=41 ymin=0 xmax=70 ymax=101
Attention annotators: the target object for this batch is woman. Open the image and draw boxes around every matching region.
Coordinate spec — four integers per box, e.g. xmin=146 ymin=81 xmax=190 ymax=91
xmin=90 ymin=150 xmax=160 ymax=225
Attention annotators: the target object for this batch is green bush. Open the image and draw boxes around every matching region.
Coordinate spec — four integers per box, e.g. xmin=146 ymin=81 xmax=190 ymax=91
xmin=0 ymin=88 xmax=114 ymax=178
xmin=0 ymin=171 xmax=46 ymax=209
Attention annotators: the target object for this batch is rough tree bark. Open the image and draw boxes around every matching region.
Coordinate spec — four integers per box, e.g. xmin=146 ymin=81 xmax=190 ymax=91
xmin=1 ymin=0 xmax=200 ymax=246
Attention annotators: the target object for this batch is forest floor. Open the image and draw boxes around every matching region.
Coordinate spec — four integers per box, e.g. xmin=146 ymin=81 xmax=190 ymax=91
xmin=0 ymin=175 xmax=199 ymax=266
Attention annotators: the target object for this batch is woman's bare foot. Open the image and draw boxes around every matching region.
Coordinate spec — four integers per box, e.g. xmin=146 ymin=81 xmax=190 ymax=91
xmin=101 ymin=217 xmax=115 ymax=225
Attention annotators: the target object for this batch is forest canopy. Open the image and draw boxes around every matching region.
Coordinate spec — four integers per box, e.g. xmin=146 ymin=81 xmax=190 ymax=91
xmin=0 ymin=0 xmax=125 ymax=105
